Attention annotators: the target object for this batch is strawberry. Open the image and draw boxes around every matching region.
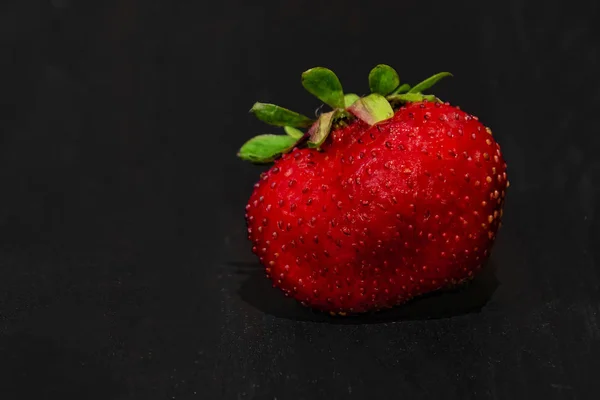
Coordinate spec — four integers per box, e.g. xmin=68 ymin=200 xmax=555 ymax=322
xmin=238 ymin=65 xmax=508 ymax=315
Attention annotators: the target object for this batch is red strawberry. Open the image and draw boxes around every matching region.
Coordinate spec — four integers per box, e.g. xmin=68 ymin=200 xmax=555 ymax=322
xmin=239 ymin=65 xmax=508 ymax=315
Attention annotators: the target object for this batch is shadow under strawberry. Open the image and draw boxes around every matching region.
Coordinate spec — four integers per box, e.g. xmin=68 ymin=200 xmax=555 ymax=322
xmin=233 ymin=261 xmax=499 ymax=325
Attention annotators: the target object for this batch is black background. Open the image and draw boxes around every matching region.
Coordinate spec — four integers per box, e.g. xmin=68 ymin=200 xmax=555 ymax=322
xmin=1 ymin=0 xmax=599 ymax=399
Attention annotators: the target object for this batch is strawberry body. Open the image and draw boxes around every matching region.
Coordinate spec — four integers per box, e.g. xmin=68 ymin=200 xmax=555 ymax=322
xmin=245 ymin=101 xmax=507 ymax=314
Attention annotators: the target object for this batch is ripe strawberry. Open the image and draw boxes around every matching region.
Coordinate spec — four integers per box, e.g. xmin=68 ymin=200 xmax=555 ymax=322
xmin=238 ymin=65 xmax=508 ymax=315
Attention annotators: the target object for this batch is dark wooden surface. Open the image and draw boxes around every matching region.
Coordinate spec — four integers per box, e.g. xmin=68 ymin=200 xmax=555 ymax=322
xmin=1 ymin=1 xmax=599 ymax=399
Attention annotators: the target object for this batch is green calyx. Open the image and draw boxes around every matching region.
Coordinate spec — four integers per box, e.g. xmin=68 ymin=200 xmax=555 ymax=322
xmin=238 ymin=65 xmax=452 ymax=163
xmin=347 ymin=93 xmax=394 ymax=126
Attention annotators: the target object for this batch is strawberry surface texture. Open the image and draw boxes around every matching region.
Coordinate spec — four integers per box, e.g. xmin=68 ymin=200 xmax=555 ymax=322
xmin=239 ymin=66 xmax=508 ymax=315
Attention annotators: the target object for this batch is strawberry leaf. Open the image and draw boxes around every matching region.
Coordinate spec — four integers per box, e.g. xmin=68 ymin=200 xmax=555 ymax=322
xmin=389 ymin=83 xmax=411 ymax=95
xmin=408 ymin=72 xmax=452 ymax=94
xmin=347 ymin=93 xmax=394 ymax=125
xmin=369 ymin=64 xmax=400 ymax=95
xmin=344 ymin=93 xmax=360 ymax=108
xmin=250 ymin=102 xmax=313 ymax=128
xmin=237 ymin=134 xmax=298 ymax=163
xmin=387 ymin=93 xmax=438 ymax=103
xmin=284 ymin=126 xmax=304 ymax=139
xmin=301 ymin=67 xmax=345 ymax=109
xmin=307 ymin=110 xmax=341 ymax=148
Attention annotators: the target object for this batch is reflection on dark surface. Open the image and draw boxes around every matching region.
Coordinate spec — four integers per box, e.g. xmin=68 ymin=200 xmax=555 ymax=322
xmin=233 ymin=261 xmax=499 ymax=324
